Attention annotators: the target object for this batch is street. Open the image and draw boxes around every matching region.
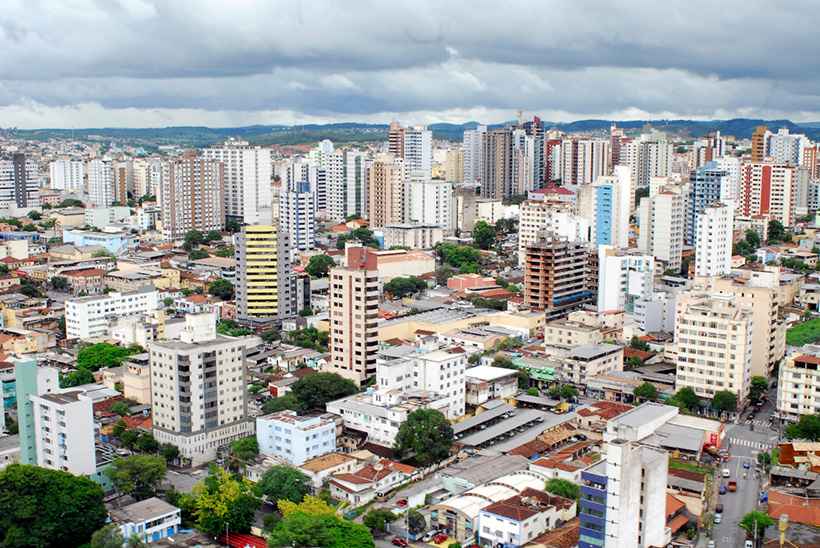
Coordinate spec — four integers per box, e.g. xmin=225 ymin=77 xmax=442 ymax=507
xmin=709 ymin=393 xmax=780 ymax=547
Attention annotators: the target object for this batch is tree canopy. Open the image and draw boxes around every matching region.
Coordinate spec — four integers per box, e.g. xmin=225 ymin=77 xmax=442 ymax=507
xmin=229 ymin=437 xmax=259 ymax=470
xmin=666 ymin=387 xmax=700 ymax=411
xmin=785 ymin=414 xmax=820 ymax=441
xmin=269 ymin=497 xmax=373 ymax=548
xmin=0 ymin=464 xmax=107 ymax=547
xmin=192 ymin=466 xmax=261 ymax=537
xmin=712 ymin=390 xmax=738 ymax=412
xmin=77 ymin=343 xmax=142 ymax=371
xmin=363 ymin=509 xmax=397 ymax=534
xmin=208 ymin=278 xmax=235 ymax=300
xmin=633 ymin=382 xmax=658 ymax=402
xmin=286 ymin=327 xmax=329 ymax=352
xmin=739 ymin=510 xmax=775 ymax=539
xmin=394 ymin=408 xmax=454 ymax=466
xmin=60 ymin=367 xmax=95 ymax=388
xmin=106 ymin=454 xmax=167 ymax=500
xmin=436 ymin=242 xmax=480 ymax=273
xmin=289 ymin=372 xmax=358 ymax=413
xmin=183 ymin=230 xmax=204 ymax=251
xmin=544 ymin=478 xmax=580 ymax=500
xmin=383 ymin=276 xmax=427 ymax=299
xmin=262 ymin=393 xmax=300 ymax=414
xmin=336 ymin=228 xmax=379 ymax=250
xmin=472 ymin=220 xmax=497 ymax=250
xmin=306 ymin=255 xmax=336 ymax=278
xmin=256 ymin=466 xmax=312 ymax=505
xmin=749 ymin=376 xmax=768 ymax=404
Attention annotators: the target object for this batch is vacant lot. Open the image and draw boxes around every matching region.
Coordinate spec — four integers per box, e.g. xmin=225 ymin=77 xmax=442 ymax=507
xmin=786 ymin=318 xmax=820 ymax=347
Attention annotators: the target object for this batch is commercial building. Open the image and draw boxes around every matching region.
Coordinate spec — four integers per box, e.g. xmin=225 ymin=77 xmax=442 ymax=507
xmin=368 ymin=153 xmax=407 ymax=228
xmin=159 ymin=153 xmax=224 ymax=241
xmin=150 ymin=313 xmax=259 ymax=465
xmin=279 ymin=182 xmax=316 ymax=260
xmin=465 ymin=365 xmax=518 ymax=406
xmin=597 ymin=247 xmax=655 ymax=314
xmin=738 ymin=163 xmax=796 ymax=226
xmin=523 ymin=232 xmax=592 ymax=319
xmin=49 ymin=159 xmax=84 ymax=192
xmin=694 ymin=202 xmax=734 ymax=277
xmin=376 ymin=345 xmax=467 ymax=418
xmin=579 ymin=403 xmax=675 ymax=548
xmin=325 ymin=246 xmax=380 ymax=385
xmin=674 ymin=293 xmax=753 ymax=403
xmin=638 ymin=190 xmax=684 ymax=271
xmin=256 ymin=410 xmax=336 ymax=465
xmin=235 ymin=223 xmax=294 ymax=322
xmin=203 ymin=139 xmax=272 ymax=224
xmin=561 ymin=343 xmax=624 ymax=385
xmin=65 ymin=288 xmax=160 ymax=339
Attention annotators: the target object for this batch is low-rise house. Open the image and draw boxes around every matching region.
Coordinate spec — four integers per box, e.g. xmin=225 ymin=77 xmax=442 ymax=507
xmin=465 ymin=365 xmax=519 ymax=406
xmin=329 ymin=459 xmax=416 ymax=507
xmin=109 ymin=497 xmax=181 ymax=545
xmin=298 ymin=452 xmax=362 ymax=492
xmin=477 ymin=488 xmax=576 ymax=547
xmin=62 ymin=268 xmax=106 ymax=295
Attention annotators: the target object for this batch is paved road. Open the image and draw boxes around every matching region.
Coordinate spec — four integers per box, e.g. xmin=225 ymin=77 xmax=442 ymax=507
xmin=709 ymin=391 xmax=780 ymax=547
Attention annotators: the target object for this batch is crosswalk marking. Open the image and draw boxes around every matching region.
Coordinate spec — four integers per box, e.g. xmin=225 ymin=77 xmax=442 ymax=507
xmin=728 ymin=437 xmax=773 ymax=450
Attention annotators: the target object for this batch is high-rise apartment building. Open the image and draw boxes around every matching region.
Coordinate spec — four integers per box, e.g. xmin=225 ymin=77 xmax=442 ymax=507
xmin=14 ymin=358 xmax=60 ymax=465
xmin=738 ymin=163 xmax=796 ymax=226
xmin=694 ymin=202 xmax=734 ymax=277
xmin=159 ymin=152 xmax=224 ymax=241
xmin=597 ymin=247 xmax=655 ymax=314
xmin=403 ymin=126 xmax=433 ymax=178
xmin=150 ymin=313 xmax=259 ymax=465
xmin=674 ymin=292 xmax=753 ymax=404
xmin=388 ymin=121 xmax=406 ymax=158
xmin=777 ymin=350 xmax=820 ymax=422
xmin=462 ymin=125 xmax=487 ymax=185
xmin=577 ymin=166 xmax=631 ymax=248
xmin=325 ymin=246 xmax=380 ymax=385
xmin=518 ymin=200 xmax=589 ymax=265
xmin=637 ymin=190 xmax=684 ymax=271
xmin=751 ymin=125 xmax=768 ymax=163
xmin=326 ymin=150 xmax=367 ymax=222
xmin=368 ymin=153 xmax=407 ymax=228
xmin=560 ymin=139 xmax=611 ymax=186
xmin=131 ymin=158 xmax=153 ymax=198
xmin=235 ymin=223 xmax=293 ymax=322
xmin=444 ymin=148 xmax=464 ymax=182
xmin=406 ymin=178 xmax=452 ymax=229
xmin=279 ymin=182 xmax=316 ymax=261
xmin=203 ymin=139 xmax=272 ymax=225
xmin=113 ymin=160 xmax=132 ymax=205
xmin=523 ymin=231 xmax=592 ymax=319
xmin=766 ymin=128 xmax=811 ymax=166
xmin=30 ymin=391 xmax=96 ymax=475
xmin=687 ymin=161 xmax=734 ymax=244
xmin=481 ymin=129 xmax=514 ymax=199
xmin=49 ymin=159 xmax=84 ymax=192
xmin=0 ymin=153 xmax=39 ymax=209
xmin=88 ymin=159 xmax=115 ymax=207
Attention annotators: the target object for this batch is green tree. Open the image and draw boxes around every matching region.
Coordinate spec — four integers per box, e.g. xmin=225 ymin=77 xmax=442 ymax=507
xmin=135 ymin=432 xmax=159 ymax=453
xmin=785 ymin=414 xmax=820 ymax=441
xmin=306 ymin=254 xmax=336 ymax=278
xmin=225 ymin=219 xmax=242 ymax=233
xmin=193 ymin=466 xmax=260 ymax=537
xmin=163 ymin=296 xmax=174 ymax=307
xmin=208 ymin=278 xmax=235 ymax=300
xmin=472 ymin=220 xmax=496 ymax=250
xmin=544 ymin=478 xmax=580 ymax=500
xmin=363 ymin=509 xmax=397 ymax=534
xmin=111 ymin=401 xmax=131 ymax=416
xmin=527 ymin=387 xmax=539 ymax=396
xmin=77 ymin=343 xmax=141 ymax=371
xmin=749 ymin=376 xmax=768 ymax=404
xmin=60 ymin=367 xmax=95 ymax=388
xmin=629 ymin=336 xmax=650 ymax=352
xmin=407 ymin=509 xmax=426 ymax=535
xmin=90 ymin=524 xmax=124 ymax=548
xmin=215 ymin=245 xmax=235 ymax=257
xmin=739 ymin=510 xmax=775 ymax=539
xmin=51 ymin=276 xmax=68 ymax=291
xmin=674 ymin=387 xmax=700 ymax=411
xmin=633 ymin=382 xmax=658 ymax=402
xmin=262 ymin=393 xmax=300 ymax=414
xmin=106 ymin=455 xmax=167 ymax=500
xmin=712 ymin=390 xmax=738 ymax=413
xmin=0 ymin=464 xmax=107 ymax=547
xmin=435 ymin=265 xmax=456 ymax=286
xmin=120 ymin=429 xmax=139 ymax=450
xmin=383 ymin=276 xmax=427 ymax=298
xmin=394 ymin=408 xmax=453 ymax=466
xmin=229 ymin=437 xmax=259 ymax=470
xmin=27 ymin=210 xmax=42 ymax=220
xmin=435 ymin=242 xmax=481 ymax=272
xmin=58 ymin=198 xmax=85 ymax=208
xmin=268 ymin=511 xmax=374 ymax=548
xmin=216 ymin=319 xmax=254 ymax=337
xmin=256 ymin=466 xmax=312 ymax=505
xmin=183 ymin=229 xmax=204 ymax=251
xmin=286 ymin=327 xmax=329 ymax=352
xmin=559 ymin=385 xmax=578 ymax=400
xmin=336 ymin=227 xmax=379 ymax=249
xmin=290 ymin=372 xmax=358 ymax=412
xmin=768 ymin=220 xmax=787 ymax=243
xmin=188 ymin=249 xmax=209 ymax=260
xmin=204 ymin=230 xmax=223 ymax=243
xmin=160 ymin=443 xmax=180 ymax=463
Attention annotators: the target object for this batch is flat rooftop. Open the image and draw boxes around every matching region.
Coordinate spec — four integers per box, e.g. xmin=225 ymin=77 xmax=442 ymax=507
xmin=465 ymin=365 xmax=518 ymax=382
xmin=610 ymin=402 xmax=678 ymax=429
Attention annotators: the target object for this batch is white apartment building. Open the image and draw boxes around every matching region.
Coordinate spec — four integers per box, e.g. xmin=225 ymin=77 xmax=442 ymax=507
xmin=463 ymin=125 xmax=487 ymax=184
xmin=49 ymin=159 xmax=84 ymax=192
xmin=381 ymin=224 xmax=445 ymax=249
xmin=406 ymin=178 xmax=453 ymax=229
xmin=279 ymin=182 xmax=316 ymax=261
xmin=203 ymin=139 xmax=272 ymax=224
xmin=30 ymin=391 xmax=96 ymax=475
xmin=694 ymin=202 xmax=733 ymax=277
xmin=403 ymin=126 xmax=433 ymax=178
xmin=326 ymin=389 xmax=450 ymax=448
xmin=150 ymin=313 xmax=259 ymax=465
xmin=577 ymin=166 xmax=631 ymax=248
xmin=326 ymin=150 xmax=367 ymax=222
xmin=325 ymin=247 xmax=380 ymax=385
xmin=777 ymin=350 xmax=820 ymax=422
xmin=88 ymin=159 xmax=115 ymax=207
xmin=111 ymin=498 xmax=181 ymax=546
xmin=0 ymin=153 xmax=39 ymax=209
xmin=674 ymin=293 xmax=753 ymax=403
xmin=377 ymin=346 xmax=467 ymax=418
xmin=256 ymin=410 xmax=336 ymax=465
xmin=766 ymin=128 xmax=811 ymax=166
xmin=518 ymin=200 xmax=589 ymax=265
xmin=560 ymin=139 xmax=610 ymax=185
xmin=597 ymin=246 xmax=655 ymax=314
xmin=478 ymin=489 xmax=576 ymax=548
xmin=65 ymin=288 xmax=160 ymax=340
xmin=738 ymin=163 xmax=796 ymax=226
xmin=638 ymin=190 xmax=684 ymax=271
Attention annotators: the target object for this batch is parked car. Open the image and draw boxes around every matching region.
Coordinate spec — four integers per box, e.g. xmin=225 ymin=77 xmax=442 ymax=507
xmin=745 ymin=542 xmax=754 ymax=548
xmin=719 ymin=484 xmax=727 ymax=495
xmin=707 ymin=541 xmax=715 ymax=548
xmin=422 ymin=532 xmax=436 ymax=542
xmin=433 ymin=534 xmax=449 ymax=544
xmin=722 ymin=468 xmax=731 ymax=478
xmin=715 ymin=503 xmax=724 ymax=514
xmin=728 ymin=481 xmax=737 ymax=492
xmin=392 ymin=538 xmax=408 ymax=547
xmin=396 ymin=498 xmax=408 ymax=507
xmin=714 ymin=513 xmax=722 ymax=524
xmin=743 ymin=461 xmax=751 ymax=469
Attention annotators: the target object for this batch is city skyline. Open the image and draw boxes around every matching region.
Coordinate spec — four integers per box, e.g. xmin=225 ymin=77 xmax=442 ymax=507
xmin=3 ymin=1 xmax=820 ymax=128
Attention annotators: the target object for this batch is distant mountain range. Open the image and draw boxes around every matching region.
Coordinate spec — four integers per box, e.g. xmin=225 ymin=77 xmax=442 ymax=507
xmin=5 ymin=118 xmax=820 ymax=147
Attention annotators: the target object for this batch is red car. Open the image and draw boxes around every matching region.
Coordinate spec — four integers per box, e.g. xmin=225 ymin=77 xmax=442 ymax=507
xmin=392 ymin=538 xmax=409 ymax=547
xmin=397 ymin=498 xmax=408 ymax=507
xmin=433 ymin=534 xmax=449 ymax=544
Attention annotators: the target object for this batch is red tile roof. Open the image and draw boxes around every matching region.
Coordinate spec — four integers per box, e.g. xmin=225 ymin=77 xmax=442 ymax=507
xmin=483 ymin=488 xmax=574 ymax=522
xmin=768 ymin=488 xmax=820 ymax=526
xmin=219 ymin=533 xmax=266 ymax=548
xmin=666 ymin=494 xmax=686 ymax=518
xmin=526 ymin=517 xmax=579 ymax=548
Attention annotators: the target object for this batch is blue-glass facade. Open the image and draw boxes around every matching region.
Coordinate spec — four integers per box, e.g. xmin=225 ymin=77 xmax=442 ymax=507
xmin=579 ymin=467 xmax=608 ymax=548
xmin=688 ymin=162 xmax=729 ymax=245
xmin=595 ymin=185 xmax=613 ymax=245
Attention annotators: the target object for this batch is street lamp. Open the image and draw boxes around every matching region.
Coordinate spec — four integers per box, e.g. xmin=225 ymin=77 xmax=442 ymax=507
xmin=778 ymin=513 xmax=789 ymax=548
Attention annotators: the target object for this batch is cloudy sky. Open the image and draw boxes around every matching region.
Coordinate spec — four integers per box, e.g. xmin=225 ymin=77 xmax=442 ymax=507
xmin=2 ymin=0 xmax=819 ymax=128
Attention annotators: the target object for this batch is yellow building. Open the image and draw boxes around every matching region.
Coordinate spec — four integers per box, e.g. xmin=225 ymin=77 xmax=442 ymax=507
xmin=236 ymin=224 xmax=288 ymax=320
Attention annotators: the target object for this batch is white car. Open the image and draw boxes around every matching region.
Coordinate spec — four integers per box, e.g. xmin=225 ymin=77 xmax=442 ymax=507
xmin=745 ymin=542 xmax=754 ymax=548
xmin=722 ymin=468 xmax=731 ymax=478
xmin=707 ymin=541 xmax=715 ymax=548
xmin=714 ymin=513 xmax=722 ymax=524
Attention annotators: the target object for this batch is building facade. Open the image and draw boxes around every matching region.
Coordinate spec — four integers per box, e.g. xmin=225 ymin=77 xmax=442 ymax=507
xmin=159 ymin=153 xmax=225 ymax=241
xmin=256 ymin=410 xmax=336 ymax=465
xmin=203 ymin=139 xmax=272 ymax=224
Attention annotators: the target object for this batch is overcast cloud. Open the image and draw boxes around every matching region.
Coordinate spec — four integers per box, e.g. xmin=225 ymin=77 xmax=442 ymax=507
xmin=2 ymin=0 xmax=819 ymax=128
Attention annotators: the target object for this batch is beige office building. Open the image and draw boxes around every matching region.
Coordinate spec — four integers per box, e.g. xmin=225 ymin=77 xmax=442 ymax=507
xmin=325 ymin=246 xmax=380 ymax=385
xmin=368 ymin=153 xmax=406 ymax=228
xmin=159 ymin=152 xmax=224 ymax=241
